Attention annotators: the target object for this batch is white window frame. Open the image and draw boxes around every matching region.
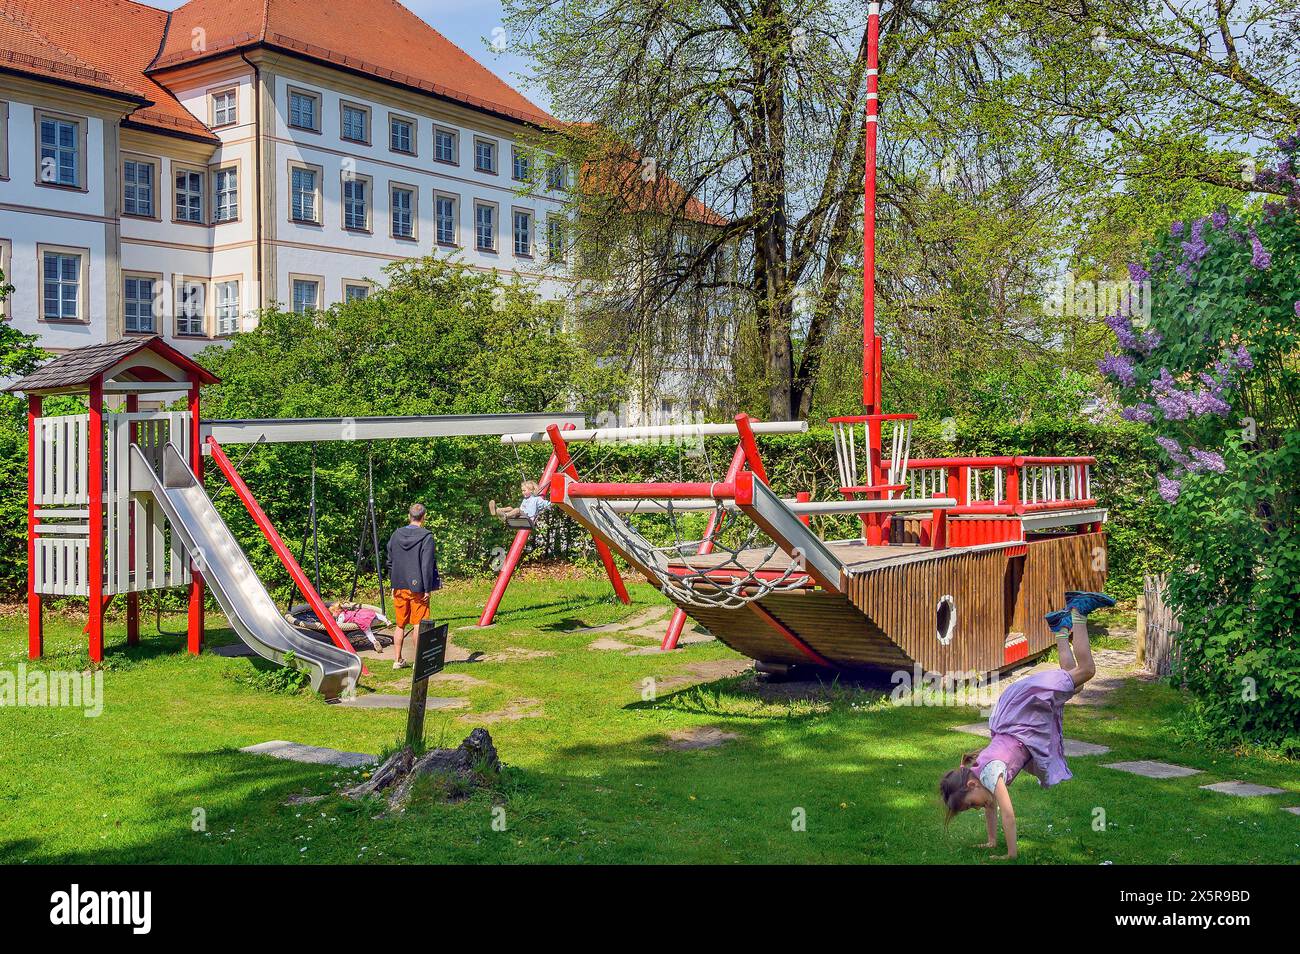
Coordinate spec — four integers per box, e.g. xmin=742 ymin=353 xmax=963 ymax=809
xmin=290 ymin=275 xmax=322 ymax=314
xmin=174 ymin=277 xmax=208 ymax=337
xmin=546 ymin=160 xmax=569 ymax=192
xmin=343 ymin=280 xmax=371 ymax=303
xmin=122 ymin=156 xmax=158 ymax=218
xmin=123 ymin=272 xmax=161 ymax=334
xmin=390 ymin=183 xmax=417 ymax=240
xmin=173 ymin=166 xmax=205 ymax=224
xmin=433 ymin=126 xmax=458 ymax=165
xmin=474 ymin=137 xmax=498 ymax=174
xmin=213 ymin=279 xmax=241 ymax=335
xmin=340 ymin=101 xmax=370 ymax=145
xmin=35 ymin=111 xmax=84 ymax=189
xmin=389 ymin=114 xmax=416 ymax=156
xmin=511 ymin=146 xmax=531 ymax=183
xmin=512 ymin=208 xmax=533 ymax=258
xmin=289 ymin=161 xmax=322 ymax=225
xmin=342 ymin=171 xmax=372 ymax=232
xmin=211 ymin=87 xmax=238 ymax=128
xmin=38 ymin=245 xmax=88 ymax=322
xmin=474 ymin=200 xmax=497 ymax=252
xmin=287 ymin=86 xmax=321 ymax=133
xmin=546 ymin=216 xmax=567 ymax=264
xmin=435 ymin=193 xmax=458 ymax=246
xmin=213 ymin=165 xmax=239 ymax=223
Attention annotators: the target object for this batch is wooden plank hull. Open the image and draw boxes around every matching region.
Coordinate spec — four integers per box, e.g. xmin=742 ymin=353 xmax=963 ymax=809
xmin=670 ymin=531 xmax=1108 ymax=675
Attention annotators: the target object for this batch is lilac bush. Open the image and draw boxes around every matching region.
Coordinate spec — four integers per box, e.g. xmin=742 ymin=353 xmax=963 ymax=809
xmin=1097 ymin=134 xmax=1300 ymax=751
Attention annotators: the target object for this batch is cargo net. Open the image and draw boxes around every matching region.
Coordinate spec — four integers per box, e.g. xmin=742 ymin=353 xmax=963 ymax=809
xmin=616 ymin=498 xmax=812 ymax=609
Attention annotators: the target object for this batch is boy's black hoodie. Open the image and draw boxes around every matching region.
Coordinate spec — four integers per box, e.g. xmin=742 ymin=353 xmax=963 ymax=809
xmin=386 ymin=524 xmax=441 ymax=594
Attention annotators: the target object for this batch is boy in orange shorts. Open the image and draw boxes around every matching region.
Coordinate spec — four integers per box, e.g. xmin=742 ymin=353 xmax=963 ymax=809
xmin=385 ymin=503 xmax=441 ymax=668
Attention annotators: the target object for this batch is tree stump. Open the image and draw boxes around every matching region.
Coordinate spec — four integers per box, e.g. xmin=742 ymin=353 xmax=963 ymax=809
xmin=342 ymin=727 xmax=501 ymax=813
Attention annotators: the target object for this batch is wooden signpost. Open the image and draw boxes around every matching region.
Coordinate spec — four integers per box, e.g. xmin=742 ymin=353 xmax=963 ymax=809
xmin=405 ymin=620 xmax=449 ymax=748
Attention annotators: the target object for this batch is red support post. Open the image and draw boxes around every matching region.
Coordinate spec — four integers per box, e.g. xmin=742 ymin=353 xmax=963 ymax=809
xmin=477 ymin=423 xmax=575 ymax=628
xmin=27 ymin=394 xmax=42 ymax=659
xmin=186 ymin=379 xmax=204 ymax=654
xmin=87 ymin=380 xmax=105 ymax=662
xmin=796 ymin=491 xmax=812 ymax=527
xmin=862 ymin=1 xmax=881 ymax=413
xmin=544 ymin=424 xmax=631 ymax=606
xmin=929 ymin=492 xmax=948 ymax=551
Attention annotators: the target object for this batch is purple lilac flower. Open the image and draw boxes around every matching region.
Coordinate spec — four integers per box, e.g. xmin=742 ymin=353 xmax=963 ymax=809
xmin=1098 ymin=353 xmax=1137 ymax=388
xmin=1189 ymin=448 xmax=1226 ymax=473
xmin=1178 ymin=218 xmax=1210 ymax=280
xmin=1248 ymin=229 xmax=1272 ymax=269
xmin=1138 ymin=329 xmax=1163 ymax=355
xmin=1232 ymin=345 xmax=1254 ymax=371
xmin=1294 ymin=301 xmax=1300 ymax=317
xmin=1127 ymin=262 xmax=1149 ymax=283
xmin=1105 ymin=311 xmax=1140 ymax=352
xmin=1170 ymin=221 xmax=1185 ymax=236
xmin=1157 ymin=473 xmax=1182 ymax=504
xmin=1155 ymin=436 xmax=1192 ymax=468
xmin=1188 ymin=388 xmax=1231 ymax=417
xmin=1121 ymin=404 xmax=1155 ymax=423
xmin=1211 ymin=208 xmax=1228 ymax=229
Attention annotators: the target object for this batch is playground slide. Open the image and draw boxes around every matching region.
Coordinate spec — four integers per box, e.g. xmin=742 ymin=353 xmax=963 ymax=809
xmin=129 ymin=443 xmax=361 ymax=699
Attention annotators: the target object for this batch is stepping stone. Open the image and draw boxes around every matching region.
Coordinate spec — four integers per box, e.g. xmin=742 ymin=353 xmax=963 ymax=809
xmin=589 ymin=637 xmax=635 ymax=651
xmin=662 ymin=726 xmax=739 ymax=750
xmin=1102 ymin=760 xmax=1202 ymax=779
xmin=209 ymin=643 xmax=256 ymax=657
xmin=1199 ymin=780 xmax=1287 ymax=797
xmin=240 ymin=740 xmax=376 ymax=768
xmin=951 ymin=723 xmax=1109 ymax=755
xmin=334 ymin=694 xmax=468 ymax=710
xmin=1284 ymin=807 xmax=1300 ymax=816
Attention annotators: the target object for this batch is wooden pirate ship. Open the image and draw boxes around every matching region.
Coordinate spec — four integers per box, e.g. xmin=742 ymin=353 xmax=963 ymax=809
xmin=495 ymin=4 xmax=1107 ymax=677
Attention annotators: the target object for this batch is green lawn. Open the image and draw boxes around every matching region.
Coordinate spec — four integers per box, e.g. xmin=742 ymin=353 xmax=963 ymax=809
xmin=2 ymin=574 xmax=1296 ymax=864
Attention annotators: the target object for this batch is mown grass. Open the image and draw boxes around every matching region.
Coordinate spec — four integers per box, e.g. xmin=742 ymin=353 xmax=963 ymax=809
xmin=1 ymin=574 xmax=1295 ymax=864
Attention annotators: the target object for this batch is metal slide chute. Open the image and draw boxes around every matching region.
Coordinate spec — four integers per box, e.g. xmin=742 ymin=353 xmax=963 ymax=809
xmin=129 ymin=443 xmax=360 ymax=699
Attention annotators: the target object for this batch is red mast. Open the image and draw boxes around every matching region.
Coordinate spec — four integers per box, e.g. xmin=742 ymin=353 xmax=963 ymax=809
xmin=862 ymin=1 xmax=881 ymax=412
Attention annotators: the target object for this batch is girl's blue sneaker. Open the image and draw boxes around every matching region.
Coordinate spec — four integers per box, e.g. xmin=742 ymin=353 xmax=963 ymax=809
xmin=1045 ymin=609 xmax=1073 ymax=634
xmin=1065 ymin=591 xmax=1116 ymax=616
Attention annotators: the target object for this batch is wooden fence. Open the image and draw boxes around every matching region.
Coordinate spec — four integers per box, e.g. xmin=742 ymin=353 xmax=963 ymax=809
xmin=1138 ymin=573 xmax=1182 ymax=677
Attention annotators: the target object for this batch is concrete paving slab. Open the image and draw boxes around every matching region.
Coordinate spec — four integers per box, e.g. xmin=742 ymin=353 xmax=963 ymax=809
xmin=334 ymin=694 xmax=468 ymax=710
xmin=240 ymin=740 xmax=376 ymax=768
xmin=1199 ymin=780 xmax=1287 ymax=797
xmin=209 ymin=643 xmax=256 ymax=657
xmin=952 ymin=722 xmax=1109 ymax=755
xmin=1102 ymin=760 xmax=1203 ymax=779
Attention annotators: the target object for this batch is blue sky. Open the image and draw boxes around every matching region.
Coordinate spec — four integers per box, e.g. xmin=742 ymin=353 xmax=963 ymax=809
xmin=152 ymin=0 xmax=551 ymax=111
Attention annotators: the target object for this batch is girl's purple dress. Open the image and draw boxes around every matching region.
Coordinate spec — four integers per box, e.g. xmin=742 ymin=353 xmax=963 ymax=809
xmin=972 ymin=670 xmax=1078 ymax=788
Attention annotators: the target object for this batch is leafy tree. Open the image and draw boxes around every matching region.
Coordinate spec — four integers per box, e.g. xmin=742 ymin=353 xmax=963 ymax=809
xmin=1098 ymin=135 xmax=1300 ymax=751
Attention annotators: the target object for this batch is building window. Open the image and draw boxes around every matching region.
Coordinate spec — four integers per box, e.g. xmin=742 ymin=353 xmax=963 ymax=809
xmin=0 ymin=240 xmax=10 ymax=317
xmin=434 ymin=127 xmax=457 ymax=164
xmin=175 ymin=169 xmax=205 ymax=223
xmin=38 ymin=115 xmax=80 ymax=187
xmin=123 ymin=159 xmax=155 ymax=217
xmin=435 ymin=194 xmax=457 ymax=245
xmin=512 ymin=147 xmax=531 ymax=182
xmin=390 ymin=116 xmax=414 ymax=155
xmin=343 ymin=174 xmax=370 ymax=231
xmin=175 ymin=280 xmax=206 ymax=336
xmin=391 ymin=185 xmax=415 ymax=239
xmin=211 ymin=88 xmax=237 ymax=127
xmin=214 ymin=280 xmax=240 ymax=335
xmin=513 ymin=209 xmax=532 ymax=257
xmin=475 ymin=202 xmax=496 ymax=251
xmin=547 ymin=217 xmax=567 ymax=264
xmin=288 ymin=88 xmax=320 ymax=132
xmin=474 ymin=138 xmax=497 ymax=174
xmin=341 ymin=102 xmax=369 ymax=144
xmin=292 ymin=278 xmax=320 ymax=314
xmin=344 ymin=282 xmax=370 ymax=303
xmin=214 ymin=167 xmax=238 ymax=222
xmin=290 ymin=165 xmax=320 ymax=223
xmin=546 ymin=161 xmax=569 ymax=191
xmin=41 ymin=249 xmax=83 ymax=320
xmin=123 ymin=275 xmax=157 ymax=333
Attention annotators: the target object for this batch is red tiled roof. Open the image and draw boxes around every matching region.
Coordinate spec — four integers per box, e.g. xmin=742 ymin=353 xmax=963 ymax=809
xmin=577 ymin=136 xmax=729 ymax=228
xmin=153 ymin=0 xmax=556 ymax=128
xmin=0 ymin=0 xmax=217 ymax=140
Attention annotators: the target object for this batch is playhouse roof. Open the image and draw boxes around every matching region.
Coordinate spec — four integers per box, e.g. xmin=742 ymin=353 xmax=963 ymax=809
xmin=5 ymin=336 xmax=220 ymax=394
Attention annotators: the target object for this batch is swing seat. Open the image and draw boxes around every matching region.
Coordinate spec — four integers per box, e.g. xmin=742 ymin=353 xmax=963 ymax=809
xmin=503 ymin=515 xmax=535 ymax=530
xmin=285 ymin=603 xmax=392 ymax=651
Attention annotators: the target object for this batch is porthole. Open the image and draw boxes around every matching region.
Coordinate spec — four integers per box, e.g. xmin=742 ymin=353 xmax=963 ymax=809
xmin=936 ymin=594 xmax=956 ymax=644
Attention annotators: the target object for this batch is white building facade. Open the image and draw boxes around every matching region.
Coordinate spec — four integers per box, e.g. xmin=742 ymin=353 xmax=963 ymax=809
xmin=0 ymin=0 xmax=571 ymax=358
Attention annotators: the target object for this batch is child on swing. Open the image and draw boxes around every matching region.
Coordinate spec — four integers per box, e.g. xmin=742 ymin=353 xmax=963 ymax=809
xmin=326 ymin=601 xmax=382 ymax=651
xmin=489 ymin=480 xmax=551 ymax=525
xmin=938 ymin=591 xmax=1115 ymax=859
